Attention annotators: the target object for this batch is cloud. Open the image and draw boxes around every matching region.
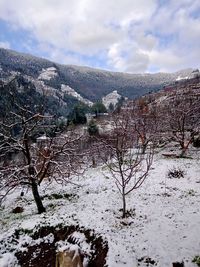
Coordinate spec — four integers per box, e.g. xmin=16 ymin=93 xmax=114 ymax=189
xmin=146 ymin=0 xmax=200 ymax=71
xmin=0 ymin=40 xmax=10 ymax=49
xmin=108 ymin=41 xmax=151 ymax=73
xmin=0 ymin=0 xmax=200 ymax=72
xmin=146 ymin=49 xmax=184 ymax=72
xmin=68 ymin=23 xmax=119 ymax=54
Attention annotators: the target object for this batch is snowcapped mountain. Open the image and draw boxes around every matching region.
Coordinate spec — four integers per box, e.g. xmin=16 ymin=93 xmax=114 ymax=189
xmin=0 ymin=47 xmax=197 ymax=115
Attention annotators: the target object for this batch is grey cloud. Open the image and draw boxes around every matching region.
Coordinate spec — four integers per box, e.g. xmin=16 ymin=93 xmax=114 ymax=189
xmin=0 ymin=0 xmax=199 ymax=72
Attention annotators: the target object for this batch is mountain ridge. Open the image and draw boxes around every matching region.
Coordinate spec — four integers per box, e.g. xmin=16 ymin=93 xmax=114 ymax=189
xmin=0 ymin=47 xmax=194 ymax=76
xmin=0 ymin=47 xmax=196 ymax=115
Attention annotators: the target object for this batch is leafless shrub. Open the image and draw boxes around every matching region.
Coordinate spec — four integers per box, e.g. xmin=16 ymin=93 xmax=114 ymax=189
xmin=167 ymin=167 xmax=185 ymax=179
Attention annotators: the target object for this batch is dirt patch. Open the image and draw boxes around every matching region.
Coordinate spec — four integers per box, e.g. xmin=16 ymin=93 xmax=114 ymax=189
xmin=15 ymin=225 xmax=108 ymax=267
xmin=137 ymin=256 xmax=157 ymax=266
xmin=12 ymin=206 xmax=24 ymax=214
xmin=172 ymin=262 xmax=184 ymax=267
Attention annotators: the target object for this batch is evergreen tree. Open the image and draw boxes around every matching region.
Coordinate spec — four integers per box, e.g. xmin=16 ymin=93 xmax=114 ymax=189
xmin=91 ymin=102 xmax=107 ymax=117
xmin=88 ymin=119 xmax=99 ymax=136
xmin=108 ymin=102 xmax=114 ymax=112
xmin=68 ymin=103 xmax=88 ymax=125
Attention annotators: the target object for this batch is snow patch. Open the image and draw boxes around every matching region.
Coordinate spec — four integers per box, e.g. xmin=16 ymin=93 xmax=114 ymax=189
xmin=176 ymin=75 xmax=188 ymax=81
xmin=0 ymin=253 xmax=19 ymax=267
xmin=102 ymin=90 xmax=122 ymax=109
xmin=61 ymin=84 xmax=93 ymax=106
xmin=38 ymin=67 xmax=58 ymax=81
xmin=176 ymin=69 xmax=199 ymax=81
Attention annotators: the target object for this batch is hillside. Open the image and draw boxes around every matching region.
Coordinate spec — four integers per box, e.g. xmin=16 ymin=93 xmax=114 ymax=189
xmin=0 ymin=48 xmax=195 ymax=107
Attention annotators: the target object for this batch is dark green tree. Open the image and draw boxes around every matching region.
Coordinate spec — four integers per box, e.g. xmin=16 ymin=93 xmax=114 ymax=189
xmin=115 ymin=96 xmax=125 ymax=113
xmin=108 ymin=103 xmax=114 ymax=112
xmin=68 ymin=103 xmax=88 ymax=125
xmin=87 ymin=119 xmax=99 ymax=136
xmin=91 ymin=102 xmax=107 ymax=117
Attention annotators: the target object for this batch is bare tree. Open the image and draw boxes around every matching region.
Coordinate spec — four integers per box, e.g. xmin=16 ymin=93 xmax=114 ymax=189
xmin=130 ymin=98 xmax=159 ymax=154
xmin=0 ymin=80 xmax=86 ymax=213
xmin=162 ymin=94 xmax=200 ymax=157
xmin=98 ymin=112 xmax=153 ymax=218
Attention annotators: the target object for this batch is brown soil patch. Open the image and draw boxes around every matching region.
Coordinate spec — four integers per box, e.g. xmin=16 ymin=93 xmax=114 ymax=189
xmin=15 ymin=225 xmax=108 ymax=267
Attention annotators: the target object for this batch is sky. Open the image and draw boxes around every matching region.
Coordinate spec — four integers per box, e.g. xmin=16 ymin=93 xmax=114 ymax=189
xmin=0 ymin=0 xmax=200 ymax=73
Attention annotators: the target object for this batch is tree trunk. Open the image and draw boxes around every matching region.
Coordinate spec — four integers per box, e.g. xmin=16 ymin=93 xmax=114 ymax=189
xmin=180 ymin=141 xmax=188 ymax=157
xmin=180 ymin=148 xmax=186 ymax=158
xmin=92 ymin=157 xmax=96 ymax=168
xmin=31 ymin=179 xmax=46 ymax=214
xmin=122 ymin=190 xmax=126 ymax=218
xmin=142 ymin=143 xmax=147 ymax=154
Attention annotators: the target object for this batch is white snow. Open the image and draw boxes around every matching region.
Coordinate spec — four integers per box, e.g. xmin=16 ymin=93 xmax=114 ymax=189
xmin=0 ymin=253 xmax=19 ymax=267
xmin=155 ymin=95 xmax=168 ymax=104
xmin=0 ymin=148 xmax=200 ymax=267
xmin=38 ymin=67 xmax=58 ymax=81
xmin=56 ymin=234 xmax=92 ymax=258
xmin=176 ymin=76 xmax=189 ymax=81
xmin=61 ymin=84 xmax=93 ymax=106
xmin=102 ymin=90 xmax=122 ymax=109
xmin=36 ymin=134 xmax=50 ymax=141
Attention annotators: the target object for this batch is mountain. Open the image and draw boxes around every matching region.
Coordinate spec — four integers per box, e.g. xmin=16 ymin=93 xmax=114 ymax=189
xmin=0 ymin=48 xmax=196 ymax=116
xmin=124 ymin=73 xmax=200 ymax=117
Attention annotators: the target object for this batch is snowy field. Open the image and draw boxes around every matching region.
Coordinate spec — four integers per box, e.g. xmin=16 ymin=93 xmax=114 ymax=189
xmin=0 ymin=148 xmax=200 ymax=267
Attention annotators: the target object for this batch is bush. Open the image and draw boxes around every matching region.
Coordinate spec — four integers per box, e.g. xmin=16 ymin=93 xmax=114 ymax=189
xmin=192 ymin=256 xmax=200 ymax=266
xmin=67 ymin=104 xmax=87 ymax=125
xmin=91 ymin=102 xmax=107 ymax=116
xmin=167 ymin=167 xmax=185 ymax=179
xmin=88 ymin=119 xmax=99 ymax=136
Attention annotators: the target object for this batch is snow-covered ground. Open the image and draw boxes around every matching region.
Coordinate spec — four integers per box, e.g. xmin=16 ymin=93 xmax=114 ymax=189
xmin=0 ymin=148 xmax=200 ymax=267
